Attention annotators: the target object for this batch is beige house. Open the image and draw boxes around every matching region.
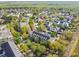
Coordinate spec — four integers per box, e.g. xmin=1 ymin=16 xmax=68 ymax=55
xmin=0 ymin=26 xmax=13 ymax=43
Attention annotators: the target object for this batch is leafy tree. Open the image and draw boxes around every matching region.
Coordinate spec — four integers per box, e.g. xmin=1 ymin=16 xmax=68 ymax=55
xmin=38 ymin=20 xmax=44 ymax=25
xmin=21 ymin=26 xmax=28 ymax=34
xmin=31 ymin=44 xmax=37 ymax=52
xmin=7 ymin=23 xmax=14 ymax=29
xmin=26 ymin=39 xmax=32 ymax=48
xmin=30 ymin=16 xmax=35 ymax=19
xmin=30 ymin=43 xmax=46 ymax=56
xmin=47 ymin=53 xmax=58 ymax=57
xmin=29 ymin=19 xmax=35 ymax=31
xmin=37 ymin=20 xmax=46 ymax=31
xmin=10 ymin=27 xmax=20 ymax=37
xmin=40 ymin=40 xmax=51 ymax=48
xmin=9 ymin=26 xmax=21 ymax=45
xmin=52 ymin=54 xmax=58 ymax=57
xmin=50 ymin=41 xmax=61 ymax=50
xmin=12 ymin=16 xmax=17 ymax=21
xmin=47 ymin=53 xmax=53 ymax=57
xmin=60 ymin=16 xmax=64 ymax=20
xmin=12 ymin=20 xmax=20 ymax=31
xmin=15 ymin=36 xmax=21 ymax=44
xmin=4 ymin=15 xmax=12 ymax=23
xmin=50 ymin=31 xmax=57 ymax=37
xmin=62 ymin=30 xmax=74 ymax=41
xmin=34 ymin=38 xmax=40 ymax=43
xmin=20 ymin=44 xmax=29 ymax=53
xmin=21 ymin=17 xmax=27 ymax=22
xmin=57 ymin=38 xmax=68 ymax=46
xmin=49 ymin=41 xmax=65 ymax=56
xmin=35 ymin=45 xmax=46 ymax=56
xmin=0 ymin=19 xmax=3 ymax=24
xmin=32 ymin=8 xmax=39 ymax=15
xmin=22 ymin=33 xmax=28 ymax=40
xmin=37 ymin=24 xmax=47 ymax=31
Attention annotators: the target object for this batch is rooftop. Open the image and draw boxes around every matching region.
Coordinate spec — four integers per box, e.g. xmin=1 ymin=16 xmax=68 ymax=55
xmin=1 ymin=40 xmax=24 ymax=57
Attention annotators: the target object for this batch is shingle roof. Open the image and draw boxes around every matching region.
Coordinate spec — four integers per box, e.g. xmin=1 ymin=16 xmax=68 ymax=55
xmin=33 ymin=31 xmax=50 ymax=39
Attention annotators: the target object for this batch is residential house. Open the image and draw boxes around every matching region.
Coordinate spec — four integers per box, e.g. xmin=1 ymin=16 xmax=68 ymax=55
xmin=0 ymin=27 xmax=13 ymax=42
xmin=20 ymin=22 xmax=28 ymax=27
xmin=31 ymin=31 xmax=50 ymax=41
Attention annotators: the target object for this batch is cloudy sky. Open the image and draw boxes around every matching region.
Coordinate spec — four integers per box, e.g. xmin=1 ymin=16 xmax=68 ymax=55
xmin=0 ymin=0 xmax=79 ymax=1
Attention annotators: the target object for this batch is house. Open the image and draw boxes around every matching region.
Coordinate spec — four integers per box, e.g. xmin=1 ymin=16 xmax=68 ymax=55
xmin=62 ymin=22 xmax=69 ymax=27
xmin=2 ymin=28 xmax=13 ymax=39
xmin=45 ymin=21 xmax=52 ymax=27
xmin=1 ymin=40 xmax=24 ymax=57
xmin=34 ymin=16 xmax=39 ymax=22
xmin=20 ymin=22 xmax=28 ymax=27
xmin=0 ymin=27 xmax=13 ymax=43
xmin=50 ymin=26 xmax=60 ymax=32
xmin=57 ymin=28 xmax=64 ymax=34
xmin=26 ymin=13 xmax=33 ymax=17
xmin=59 ymin=12 xmax=70 ymax=16
xmin=34 ymin=23 xmax=38 ymax=28
xmin=31 ymin=31 xmax=50 ymax=41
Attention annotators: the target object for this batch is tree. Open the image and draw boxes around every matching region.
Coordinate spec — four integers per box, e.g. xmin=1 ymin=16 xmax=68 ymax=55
xmin=37 ymin=20 xmax=47 ymax=31
xmin=57 ymin=38 xmax=68 ymax=46
xmin=37 ymin=24 xmax=47 ymax=31
xmin=20 ymin=44 xmax=29 ymax=53
xmin=32 ymin=8 xmax=39 ymax=15
xmin=4 ymin=15 xmax=12 ymax=23
xmin=60 ymin=16 xmax=64 ymax=20
xmin=21 ymin=17 xmax=27 ymax=22
xmin=12 ymin=16 xmax=17 ymax=21
xmin=38 ymin=20 xmax=44 ymax=25
xmin=52 ymin=54 xmax=58 ymax=57
xmin=35 ymin=45 xmax=46 ymax=56
xmin=30 ymin=43 xmax=46 ymax=56
xmin=7 ymin=23 xmax=14 ymax=30
xmin=34 ymin=38 xmax=40 ymax=43
xmin=47 ymin=53 xmax=58 ymax=57
xmin=12 ymin=20 xmax=20 ymax=32
xmin=9 ymin=26 xmax=21 ymax=44
xmin=30 ymin=16 xmax=35 ymax=19
xmin=50 ymin=41 xmax=61 ymax=50
xmin=0 ymin=19 xmax=3 ymax=24
xmin=21 ymin=26 xmax=28 ymax=34
xmin=29 ymin=19 xmax=35 ymax=31
xmin=10 ymin=27 xmax=20 ymax=37
xmin=47 ymin=53 xmax=53 ymax=57
xmin=40 ymin=40 xmax=51 ymax=48
xmin=31 ymin=44 xmax=37 ymax=52
xmin=49 ymin=40 xmax=66 ymax=56
xmin=15 ymin=36 xmax=21 ymax=44
xmin=22 ymin=33 xmax=28 ymax=40
xmin=62 ymin=30 xmax=74 ymax=41
xmin=50 ymin=31 xmax=57 ymax=37
xmin=26 ymin=39 xmax=32 ymax=48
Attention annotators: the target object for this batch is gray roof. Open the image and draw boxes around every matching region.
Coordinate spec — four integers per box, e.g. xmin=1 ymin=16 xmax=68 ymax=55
xmin=33 ymin=31 xmax=50 ymax=39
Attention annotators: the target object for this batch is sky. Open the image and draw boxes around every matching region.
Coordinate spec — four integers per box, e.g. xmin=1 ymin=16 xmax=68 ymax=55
xmin=0 ymin=0 xmax=79 ymax=1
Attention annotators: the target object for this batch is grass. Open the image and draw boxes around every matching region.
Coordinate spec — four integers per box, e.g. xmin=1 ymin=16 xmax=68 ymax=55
xmin=0 ymin=2 xmax=79 ymax=9
xmin=71 ymin=34 xmax=79 ymax=56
